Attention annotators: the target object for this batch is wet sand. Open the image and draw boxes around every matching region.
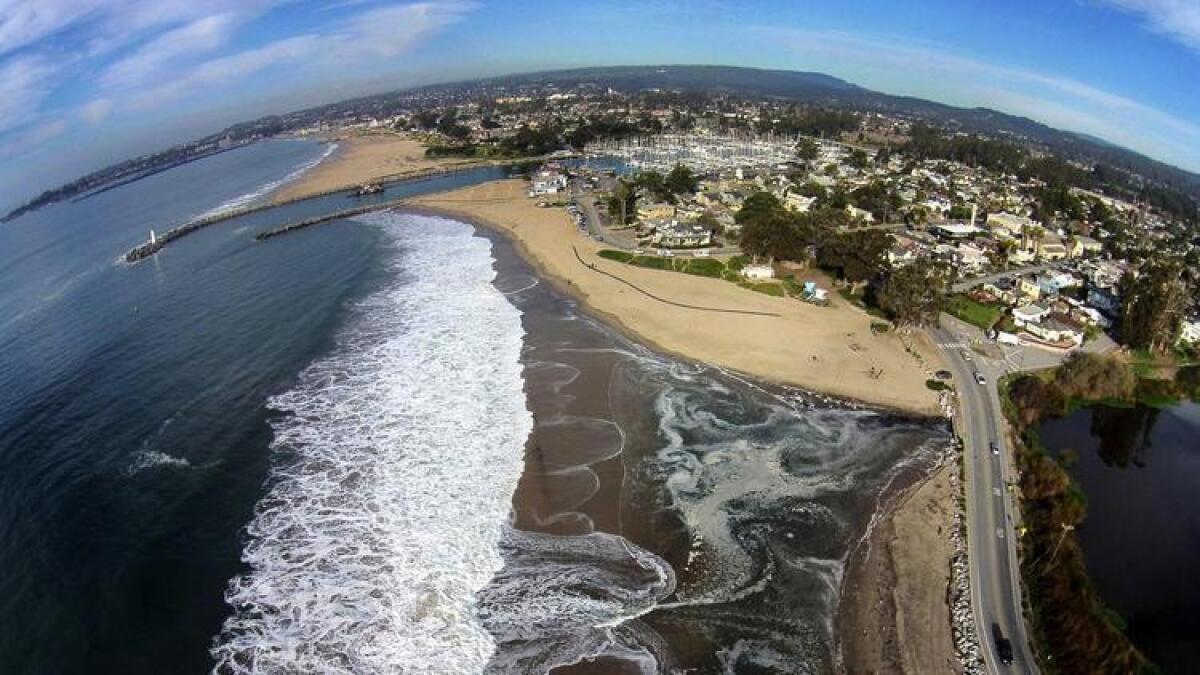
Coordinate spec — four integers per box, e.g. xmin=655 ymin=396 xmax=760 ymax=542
xmin=837 ymin=463 xmax=961 ymax=674
xmin=407 ymin=179 xmax=943 ymax=417
xmin=438 ymin=208 xmax=958 ymax=673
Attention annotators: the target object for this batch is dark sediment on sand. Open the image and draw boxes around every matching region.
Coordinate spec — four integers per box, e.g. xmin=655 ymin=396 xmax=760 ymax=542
xmin=463 ymin=214 xmax=954 ymax=674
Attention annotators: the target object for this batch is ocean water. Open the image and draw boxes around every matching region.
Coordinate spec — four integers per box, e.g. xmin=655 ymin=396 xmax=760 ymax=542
xmin=0 ymin=140 xmax=950 ymax=675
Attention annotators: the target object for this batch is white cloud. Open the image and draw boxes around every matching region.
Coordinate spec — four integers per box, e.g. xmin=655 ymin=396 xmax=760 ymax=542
xmin=128 ymin=1 xmax=475 ymax=107
xmin=759 ymin=27 xmax=1200 ymax=168
xmin=78 ymin=98 xmax=113 ymax=125
xmin=1097 ymin=0 xmax=1200 ymax=51
xmin=0 ymin=56 xmax=58 ymax=134
xmin=100 ymin=13 xmax=242 ymax=89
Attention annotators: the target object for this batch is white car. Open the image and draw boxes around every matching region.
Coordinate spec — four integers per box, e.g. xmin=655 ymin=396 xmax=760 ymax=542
xmin=974 ymin=372 xmax=987 ymax=385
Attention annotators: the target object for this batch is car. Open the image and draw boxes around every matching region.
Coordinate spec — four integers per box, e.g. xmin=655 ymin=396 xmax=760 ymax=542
xmin=990 ymin=441 xmax=1000 ymax=455
xmin=974 ymin=372 xmax=987 ymax=385
xmin=935 ymin=370 xmax=953 ymax=380
xmin=992 ymin=623 xmax=1014 ymax=665
xmin=960 ymin=349 xmax=973 ymax=362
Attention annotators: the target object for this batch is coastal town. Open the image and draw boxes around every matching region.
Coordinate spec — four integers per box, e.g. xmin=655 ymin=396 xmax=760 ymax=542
xmin=281 ymin=80 xmax=1198 ymax=362
xmin=276 ymin=78 xmax=1198 ymax=675
xmin=10 ymin=66 xmax=1199 ymax=675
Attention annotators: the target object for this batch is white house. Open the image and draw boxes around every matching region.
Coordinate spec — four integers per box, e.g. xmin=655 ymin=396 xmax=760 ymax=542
xmin=1013 ymin=303 xmax=1050 ymax=327
xmin=529 ymin=169 xmax=567 ymax=196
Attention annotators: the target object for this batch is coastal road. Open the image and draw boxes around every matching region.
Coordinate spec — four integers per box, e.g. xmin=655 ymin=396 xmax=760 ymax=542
xmin=931 ymin=318 xmax=1039 ymax=675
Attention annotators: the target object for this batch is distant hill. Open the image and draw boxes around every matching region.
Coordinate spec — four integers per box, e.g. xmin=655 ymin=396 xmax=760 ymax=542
xmin=7 ymin=64 xmax=1198 ymax=222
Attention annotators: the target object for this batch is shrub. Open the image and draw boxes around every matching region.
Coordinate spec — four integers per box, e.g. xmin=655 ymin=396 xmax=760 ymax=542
xmin=598 ymin=249 xmax=633 ymax=263
xmin=1054 ymin=352 xmax=1136 ymax=402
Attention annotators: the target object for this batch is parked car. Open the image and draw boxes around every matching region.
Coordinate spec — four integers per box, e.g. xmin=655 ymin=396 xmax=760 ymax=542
xmin=935 ymin=370 xmax=953 ymax=380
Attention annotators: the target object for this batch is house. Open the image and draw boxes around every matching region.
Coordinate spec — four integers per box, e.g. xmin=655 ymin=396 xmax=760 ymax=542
xmin=987 ymin=212 xmax=1036 ymax=239
xmin=653 ymin=220 xmax=712 ymax=248
xmin=1017 ymin=277 xmax=1042 ymax=302
xmin=1067 ymin=236 xmax=1103 ymax=258
xmin=1036 ymin=234 xmax=1069 ymax=261
xmin=932 ymin=222 xmax=980 ymax=239
xmin=954 ymin=242 xmax=988 ymax=271
xmin=639 ymin=202 xmax=675 ymax=221
xmin=1087 ymin=287 xmax=1121 ymax=319
xmin=847 ymin=205 xmax=876 ymax=223
xmin=1035 ymin=271 xmax=1081 ymax=297
xmin=529 ymin=169 xmax=567 ymax=196
xmin=1024 ymin=313 xmax=1084 ymax=347
xmin=785 ymin=192 xmax=816 ymax=213
xmin=887 ymin=246 xmax=917 ymax=267
xmin=1013 ymin=303 xmax=1050 ymax=327
xmin=742 ymin=264 xmax=775 ymax=280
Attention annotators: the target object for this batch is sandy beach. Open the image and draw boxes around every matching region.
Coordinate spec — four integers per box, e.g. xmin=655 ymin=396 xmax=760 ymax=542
xmin=273 ymin=133 xmax=455 ymax=202
xmin=407 ymin=179 xmax=943 ymax=417
xmin=838 ymin=463 xmax=961 ymax=674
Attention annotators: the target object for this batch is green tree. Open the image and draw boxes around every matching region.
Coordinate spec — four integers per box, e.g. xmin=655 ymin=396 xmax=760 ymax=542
xmin=1119 ymin=260 xmax=1188 ymax=353
xmin=796 ymin=138 xmax=819 ymax=161
xmin=877 ymin=258 xmax=951 ymax=326
xmin=665 ymin=163 xmax=699 ymax=195
xmin=606 ymin=181 xmax=638 ymax=226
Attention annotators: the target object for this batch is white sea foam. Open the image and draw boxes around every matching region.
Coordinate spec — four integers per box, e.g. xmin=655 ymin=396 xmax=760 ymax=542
xmin=211 ymin=212 xmax=532 ymax=674
xmin=125 ymin=449 xmax=192 ymax=475
xmin=196 ymin=142 xmax=337 ymax=220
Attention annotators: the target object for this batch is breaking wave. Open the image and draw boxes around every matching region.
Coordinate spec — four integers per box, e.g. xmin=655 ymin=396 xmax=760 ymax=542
xmin=197 ymin=142 xmax=337 ymax=219
xmin=211 ymin=212 xmax=531 ymax=674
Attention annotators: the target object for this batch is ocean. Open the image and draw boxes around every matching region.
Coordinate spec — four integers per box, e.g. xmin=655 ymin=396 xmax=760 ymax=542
xmin=0 ymin=139 xmax=949 ymax=674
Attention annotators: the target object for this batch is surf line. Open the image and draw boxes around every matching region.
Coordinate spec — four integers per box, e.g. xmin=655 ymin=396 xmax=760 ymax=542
xmin=572 ymin=247 xmax=781 ymax=318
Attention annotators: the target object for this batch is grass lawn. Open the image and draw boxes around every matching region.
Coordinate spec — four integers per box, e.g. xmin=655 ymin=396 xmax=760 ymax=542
xmin=946 ymin=294 xmax=1002 ymax=330
xmin=738 ymin=282 xmax=785 ymax=297
xmin=598 ymin=249 xmax=797 ymax=300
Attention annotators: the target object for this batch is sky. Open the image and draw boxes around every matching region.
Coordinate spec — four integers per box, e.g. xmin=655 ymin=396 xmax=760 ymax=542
xmin=2 ymin=0 xmax=1199 ymax=209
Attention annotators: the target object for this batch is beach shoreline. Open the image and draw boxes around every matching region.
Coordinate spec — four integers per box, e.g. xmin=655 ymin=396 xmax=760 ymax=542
xmin=398 ymin=181 xmax=961 ymax=673
xmin=404 ymin=180 xmax=945 ymax=418
xmin=836 ymin=461 xmax=962 ymax=674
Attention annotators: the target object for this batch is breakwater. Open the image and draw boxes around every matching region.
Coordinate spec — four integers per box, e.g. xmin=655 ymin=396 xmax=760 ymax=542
xmin=254 ymin=198 xmax=413 ymax=241
xmin=123 ymin=156 xmax=558 ymax=263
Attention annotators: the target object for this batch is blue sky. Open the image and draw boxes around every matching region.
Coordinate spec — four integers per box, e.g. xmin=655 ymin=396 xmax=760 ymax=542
xmin=2 ymin=0 xmax=1199 ymax=208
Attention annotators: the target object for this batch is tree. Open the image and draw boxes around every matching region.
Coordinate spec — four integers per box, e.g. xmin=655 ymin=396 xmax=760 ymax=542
xmin=665 ymin=163 xmax=699 ymax=195
xmin=606 ymin=181 xmax=638 ymax=226
xmin=1009 ymin=375 xmax=1066 ymax=426
xmin=696 ymin=210 xmax=721 ymax=236
xmin=735 ymin=192 xmax=784 ymax=227
xmin=877 ymin=258 xmax=951 ymax=326
xmin=796 ymin=138 xmax=819 ymax=162
xmin=1054 ymin=352 xmax=1136 ymax=401
xmin=740 ymin=211 xmax=801 ymax=263
xmin=816 ymin=228 xmax=889 ymax=283
xmin=1119 ymin=260 xmax=1188 ymax=353
xmin=847 ymin=149 xmax=869 ymax=169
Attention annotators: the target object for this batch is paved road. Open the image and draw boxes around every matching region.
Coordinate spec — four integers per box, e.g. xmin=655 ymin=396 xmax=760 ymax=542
xmin=931 ymin=318 xmax=1039 ymax=675
xmin=952 ymin=263 xmax=1057 ymax=293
